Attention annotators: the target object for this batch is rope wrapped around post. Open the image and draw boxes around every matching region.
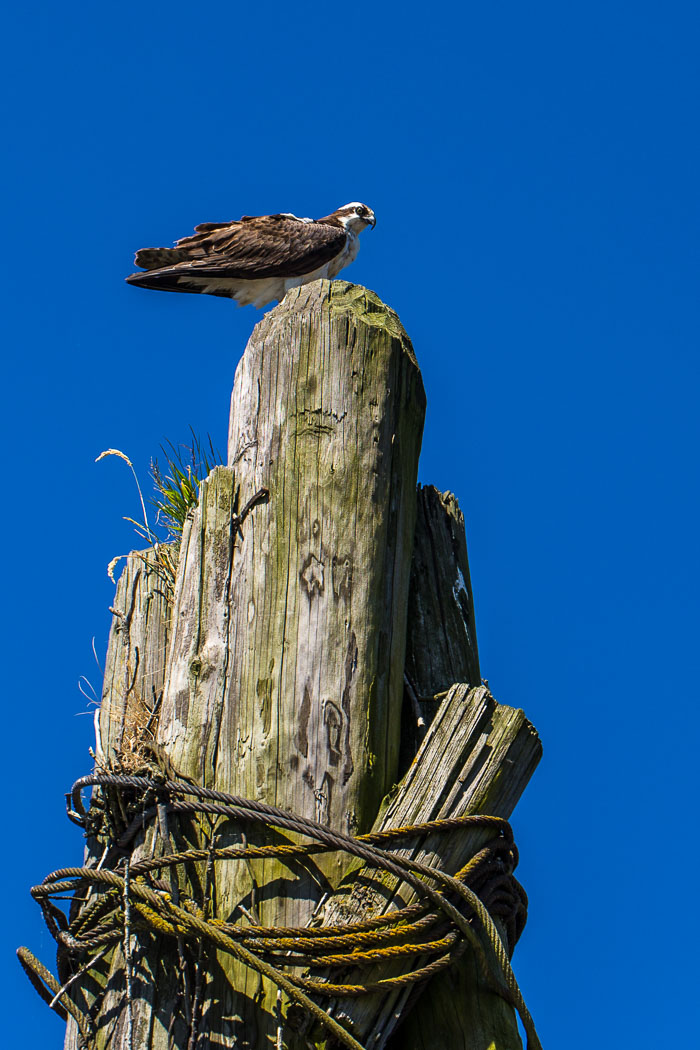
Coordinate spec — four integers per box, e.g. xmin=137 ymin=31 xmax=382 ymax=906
xmin=18 ymin=773 xmax=541 ymax=1050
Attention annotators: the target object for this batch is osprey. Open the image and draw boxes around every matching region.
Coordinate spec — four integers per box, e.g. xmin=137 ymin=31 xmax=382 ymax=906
xmin=125 ymin=202 xmax=376 ymax=309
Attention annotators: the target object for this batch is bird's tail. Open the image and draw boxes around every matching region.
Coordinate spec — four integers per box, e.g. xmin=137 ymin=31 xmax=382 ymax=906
xmin=133 ymin=246 xmax=192 ymax=270
xmin=125 ymin=265 xmax=186 ymax=291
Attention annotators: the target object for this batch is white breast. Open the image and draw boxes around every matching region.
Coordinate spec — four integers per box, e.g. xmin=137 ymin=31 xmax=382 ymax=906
xmin=327 ymin=231 xmax=359 ymax=277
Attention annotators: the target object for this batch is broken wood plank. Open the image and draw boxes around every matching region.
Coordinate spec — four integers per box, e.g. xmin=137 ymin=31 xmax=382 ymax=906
xmin=97 ymin=546 xmax=172 ymax=767
xmin=400 ymin=485 xmax=481 ymax=771
xmin=302 ymin=684 xmax=541 ymax=1049
xmin=63 ymin=547 xmax=174 ymax=1050
xmin=405 ymin=486 xmax=480 ymax=702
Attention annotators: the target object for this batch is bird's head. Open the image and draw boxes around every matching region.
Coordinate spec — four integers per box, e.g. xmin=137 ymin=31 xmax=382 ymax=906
xmin=334 ymin=202 xmax=376 ymax=233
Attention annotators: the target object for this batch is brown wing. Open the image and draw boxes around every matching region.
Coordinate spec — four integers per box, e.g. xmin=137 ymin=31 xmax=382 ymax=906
xmin=127 ymin=214 xmax=347 ymax=290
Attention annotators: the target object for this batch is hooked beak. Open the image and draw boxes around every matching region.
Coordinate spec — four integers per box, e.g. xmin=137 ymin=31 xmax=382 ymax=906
xmin=368 ymin=212 xmax=376 ymax=229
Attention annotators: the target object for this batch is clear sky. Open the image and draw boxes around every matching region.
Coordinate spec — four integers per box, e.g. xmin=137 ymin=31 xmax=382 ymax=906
xmin=3 ymin=2 xmax=698 ymax=1046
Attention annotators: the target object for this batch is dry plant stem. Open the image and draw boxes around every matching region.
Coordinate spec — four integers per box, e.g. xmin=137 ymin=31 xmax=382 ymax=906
xmin=95 ymin=449 xmax=152 ymax=540
xmin=48 ymin=947 xmax=109 ymax=1010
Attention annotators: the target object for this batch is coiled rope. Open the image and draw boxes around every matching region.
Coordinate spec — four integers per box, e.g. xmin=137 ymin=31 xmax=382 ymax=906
xmin=19 ymin=772 xmax=541 ymax=1050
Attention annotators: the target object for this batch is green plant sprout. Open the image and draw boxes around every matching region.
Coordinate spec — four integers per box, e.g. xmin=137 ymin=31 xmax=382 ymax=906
xmin=96 ymin=431 xmax=222 ymax=596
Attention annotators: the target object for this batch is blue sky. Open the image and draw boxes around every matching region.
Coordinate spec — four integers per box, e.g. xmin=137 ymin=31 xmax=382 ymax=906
xmin=3 ymin=2 xmax=699 ymax=1045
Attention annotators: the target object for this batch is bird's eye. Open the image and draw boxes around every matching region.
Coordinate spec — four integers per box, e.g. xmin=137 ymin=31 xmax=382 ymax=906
xmin=358 ymin=206 xmax=367 ymax=216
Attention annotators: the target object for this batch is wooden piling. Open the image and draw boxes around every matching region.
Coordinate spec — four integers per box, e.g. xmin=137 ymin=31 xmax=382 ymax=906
xmin=53 ymin=280 xmax=540 ymax=1050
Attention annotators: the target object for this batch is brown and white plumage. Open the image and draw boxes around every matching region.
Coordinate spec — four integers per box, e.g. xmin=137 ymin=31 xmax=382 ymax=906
xmin=125 ymin=202 xmax=376 ymax=308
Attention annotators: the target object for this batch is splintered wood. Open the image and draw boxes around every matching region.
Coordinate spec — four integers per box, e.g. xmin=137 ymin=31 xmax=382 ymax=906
xmin=89 ymin=280 xmax=425 ymax=1049
xmin=63 ymin=279 xmax=540 ymax=1050
xmin=405 ymin=487 xmax=481 ymax=702
xmin=97 ymin=547 xmax=172 ymax=767
xmin=303 ymin=684 xmax=541 ymax=1050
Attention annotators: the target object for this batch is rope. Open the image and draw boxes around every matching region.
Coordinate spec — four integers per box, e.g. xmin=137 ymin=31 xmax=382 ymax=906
xmin=20 ymin=772 xmax=540 ymax=1050
xmin=122 ymin=855 xmax=134 ymax=1050
xmin=17 ymin=946 xmax=93 ymax=1047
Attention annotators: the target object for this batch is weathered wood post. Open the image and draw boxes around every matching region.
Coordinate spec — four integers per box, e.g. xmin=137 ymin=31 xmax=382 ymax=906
xmin=155 ymin=280 xmax=425 ymax=1047
xmin=29 ymin=278 xmax=541 ymax=1050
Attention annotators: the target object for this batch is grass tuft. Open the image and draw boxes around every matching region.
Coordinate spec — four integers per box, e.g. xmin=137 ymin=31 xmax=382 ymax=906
xmin=150 ymin=429 xmax=222 ymax=538
xmin=98 ymin=430 xmax=223 ymax=596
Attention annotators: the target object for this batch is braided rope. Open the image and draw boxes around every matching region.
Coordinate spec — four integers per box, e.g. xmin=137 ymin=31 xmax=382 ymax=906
xmin=19 ymin=773 xmax=540 ymax=1050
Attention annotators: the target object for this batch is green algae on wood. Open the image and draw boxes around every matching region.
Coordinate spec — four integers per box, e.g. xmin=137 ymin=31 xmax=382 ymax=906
xmin=152 ymin=278 xmax=426 ymax=1048
xmin=60 ymin=279 xmax=540 ymax=1050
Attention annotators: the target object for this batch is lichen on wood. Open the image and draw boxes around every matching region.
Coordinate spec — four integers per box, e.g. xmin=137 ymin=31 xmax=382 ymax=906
xmin=146 ymin=279 xmax=426 ymax=1047
xmin=303 ymin=684 xmax=541 ymax=1050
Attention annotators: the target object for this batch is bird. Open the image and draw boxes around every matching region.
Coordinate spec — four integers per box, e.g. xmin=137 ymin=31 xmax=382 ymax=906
xmin=125 ymin=202 xmax=376 ymax=309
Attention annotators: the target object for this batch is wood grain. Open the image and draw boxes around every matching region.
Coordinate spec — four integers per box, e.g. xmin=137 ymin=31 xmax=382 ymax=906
xmin=59 ymin=281 xmax=540 ymax=1050
xmin=400 ymin=485 xmax=481 ymax=771
xmin=302 ymin=684 xmax=541 ymax=1049
xmin=98 ymin=547 xmax=172 ymax=765
xmin=151 ymin=279 xmax=425 ymax=1047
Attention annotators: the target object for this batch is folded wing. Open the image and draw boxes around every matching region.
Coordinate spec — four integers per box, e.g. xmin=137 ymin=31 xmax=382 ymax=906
xmin=126 ymin=214 xmax=347 ymax=293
